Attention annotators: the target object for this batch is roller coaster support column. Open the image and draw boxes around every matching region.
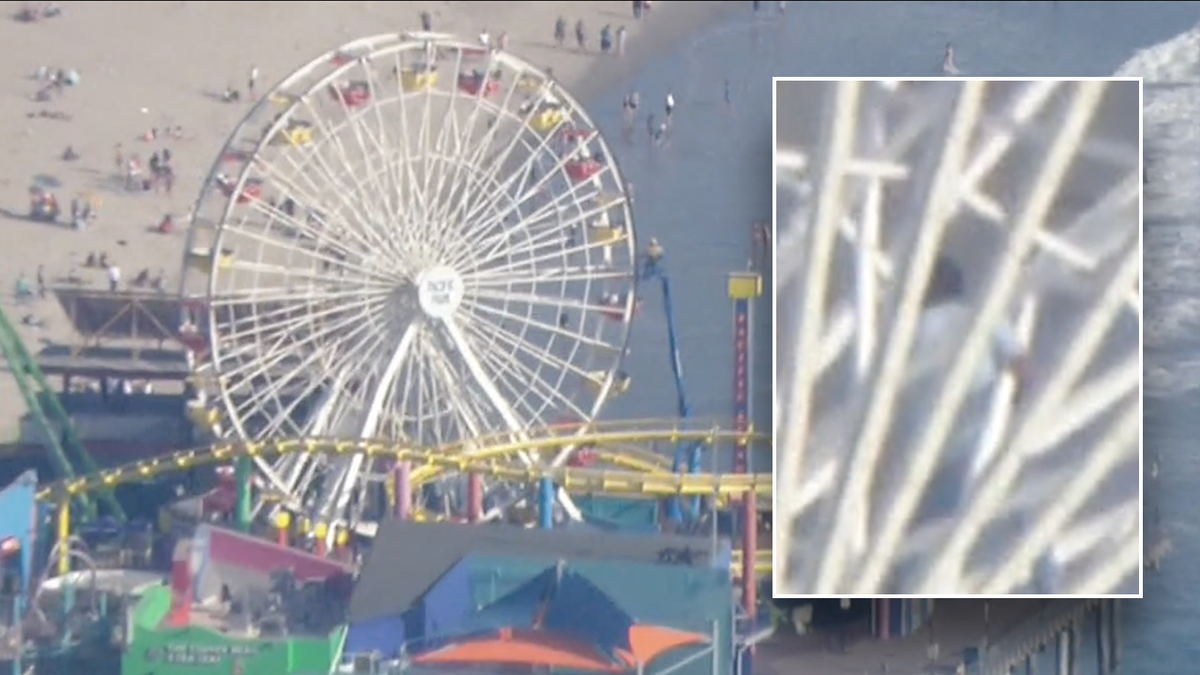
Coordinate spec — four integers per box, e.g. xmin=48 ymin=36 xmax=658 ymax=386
xmin=729 ymin=269 xmax=762 ymax=675
xmin=742 ymin=490 xmax=758 ymax=675
xmin=467 ymin=473 xmax=484 ymax=522
xmin=539 ymin=477 xmax=555 ymax=530
xmin=234 ymin=455 xmax=252 ymax=532
xmin=728 ymin=271 xmax=762 ymax=476
xmin=394 ymin=462 xmax=412 ymax=520
xmin=56 ymin=500 xmax=70 ymax=577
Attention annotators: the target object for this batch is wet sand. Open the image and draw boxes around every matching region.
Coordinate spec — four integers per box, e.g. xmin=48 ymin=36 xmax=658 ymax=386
xmin=0 ymin=1 xmax=735 ymax=441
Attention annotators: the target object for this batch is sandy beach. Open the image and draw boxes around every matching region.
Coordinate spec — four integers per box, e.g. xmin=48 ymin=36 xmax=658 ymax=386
xmin=0 ymin=0 xmax=736 ymax=441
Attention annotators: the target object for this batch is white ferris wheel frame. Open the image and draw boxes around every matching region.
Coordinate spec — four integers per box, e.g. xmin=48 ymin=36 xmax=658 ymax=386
xmin=178 ymin=32 xmax=639 ymax=531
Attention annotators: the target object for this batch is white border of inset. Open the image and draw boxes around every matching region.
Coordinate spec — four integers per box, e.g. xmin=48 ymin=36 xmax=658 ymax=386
xmin=769 ymin=76 xmax=1145 ymax=600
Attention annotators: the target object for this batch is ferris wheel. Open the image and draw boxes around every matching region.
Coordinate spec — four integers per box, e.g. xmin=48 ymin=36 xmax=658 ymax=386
xmin=773 ymin=80 xmax=1141 ymax=595
xmin=179 ymin=33 xmax=638 ymax=530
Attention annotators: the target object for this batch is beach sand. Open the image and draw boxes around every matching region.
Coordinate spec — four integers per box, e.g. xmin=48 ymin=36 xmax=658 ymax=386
xmin=0 ymin=0 xmax=736 ymax=441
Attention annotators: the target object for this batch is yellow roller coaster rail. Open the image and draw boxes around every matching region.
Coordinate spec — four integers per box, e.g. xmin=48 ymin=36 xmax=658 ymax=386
xmin=36 ymin=419 xmax=772 ymax=503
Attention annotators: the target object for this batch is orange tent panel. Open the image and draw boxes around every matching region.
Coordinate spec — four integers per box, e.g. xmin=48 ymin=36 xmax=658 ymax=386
xmin=413 ymin=630 xmax=623 ymax=672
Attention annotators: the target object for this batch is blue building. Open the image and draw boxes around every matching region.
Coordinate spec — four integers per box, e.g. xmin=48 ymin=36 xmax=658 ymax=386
xmin=341 ymin=521 xmax=735 ymax=674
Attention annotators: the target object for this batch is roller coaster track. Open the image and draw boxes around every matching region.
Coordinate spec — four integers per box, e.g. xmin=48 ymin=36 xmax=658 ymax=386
xmin=36 ymin=421 xmax=771 ymax=503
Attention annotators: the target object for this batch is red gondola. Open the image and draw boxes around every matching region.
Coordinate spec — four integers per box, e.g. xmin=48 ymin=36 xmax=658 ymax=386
xmin=177 ymin=330 xmax=209 ymax=355
xmin=330 ymin=81 xmax=371 ymax=108
xmin=219 ymin=177 xmax=263 ymax=204
xmin=568 ymin=447 xmax=599 ymax=468
xmin=560 ymin=127 xmax=596 ymax=143
xmin=565 ymin=159 xmax=603 ymax=182
xmin=600 ymin=294 xmax=641 ymax=321
xmin=457 ymin=72 xmax=500 ymax=97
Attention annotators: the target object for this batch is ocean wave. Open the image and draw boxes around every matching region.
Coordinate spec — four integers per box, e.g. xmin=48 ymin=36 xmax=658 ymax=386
xmin=1118 ymin=24 xmax=1200 ymax=397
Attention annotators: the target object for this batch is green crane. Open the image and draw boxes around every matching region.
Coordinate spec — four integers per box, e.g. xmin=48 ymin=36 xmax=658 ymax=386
xmin=0 ymin=302 xmax=124 ymax=520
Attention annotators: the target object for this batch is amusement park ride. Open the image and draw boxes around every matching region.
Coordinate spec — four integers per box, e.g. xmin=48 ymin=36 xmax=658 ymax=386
xmin=0 ymin=32 xmax=774 ymax=661
xmin=773 ymin=79 xmax=1142 ymax=595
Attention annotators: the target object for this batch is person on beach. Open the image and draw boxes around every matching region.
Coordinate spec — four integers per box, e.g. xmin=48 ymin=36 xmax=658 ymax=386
xmin=247 ymin=65 xmax=259 ymax=100
xmin=600 ymin=25 xmax=613 ymax=53
xmin=478 ymin=28 xmax=491 ymax=49
xmin=616 ymin=25 xmax=628 ymax=55
xmin=575 ymin=19 xmax=587 ymax=51
xmin=942 ymin=42 xmax=960 ymax=75
xmin=724 ymin=78 xmax=732 ymax=108
xmin=664 ymin=91 xmax=675 ymax=120
xmin=419 ymin=10 xmax=433 ymax=31
xmin=632 ymin=0 xmax=644 ymax=20
xmin=554 ymin=16 xmax=567 ymax=48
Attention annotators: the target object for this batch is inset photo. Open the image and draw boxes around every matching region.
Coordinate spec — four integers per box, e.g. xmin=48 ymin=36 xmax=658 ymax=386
xmin=772 ymin=78 xmax=1142 ymax=596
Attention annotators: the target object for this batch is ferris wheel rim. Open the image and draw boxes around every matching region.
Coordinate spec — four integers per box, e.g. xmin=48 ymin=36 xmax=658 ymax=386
xmin=182 ymin=33 xmax=639 ymax=448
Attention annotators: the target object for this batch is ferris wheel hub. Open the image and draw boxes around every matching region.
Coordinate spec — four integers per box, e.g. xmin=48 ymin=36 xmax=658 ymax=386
xmin=416 ymin=266 xmax=464 ymax=320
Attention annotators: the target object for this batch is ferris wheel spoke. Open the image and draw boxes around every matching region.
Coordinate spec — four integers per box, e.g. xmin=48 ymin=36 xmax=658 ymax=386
xmin=217 ymin=302 xmax=384 ymax=406
xmin=426 ymin=87 xmax=519 ymax=233
xmin=275 ymin=136 xmax=399 ymax=266
xmin=324 ymin=74 xmax=405 ymax=231
xmin=461 ymin=335 xmax=560 ymax=429
xmin=297 ymin=104 xmax=396 ymax=234
xmin=356 ymin=322 xmax=420 ymax=438
xmin=466 ymin=193 xmax=612 ymax=269
xmin=218 ymin=256 xmax=394 ymax=292
xmin=438 ymin=318 xmax=529 ymax=432
xmin=265 ymin=139 xmax=386 ymax=245
xmin=458 ymin=146 xmax=597 ymax=248
xmin=468 ymin=232 xmax=616 ymax=281
xmin=437 ymin=315 xmax=585 ymax=521
xmin=452 ymin=109 xmax=575 ymax=234
xmin=420 ymin=332 xmax=493 ymax=440
xmin=457 ymin=317 xmax=594 ymax=422
xmin=256 ymin=155 xmax=403 ymax=267
xmin=467 ymin=265 xmax=629 ymax=287
xmin=213 ymin=292 xmax=389 ymax=358
xmin=456 ymin=300 xmax=599 ymax=385
xmin=461 ymin=297 xmax=623 ymax=354
xmin=240 ymin=198 xmax=365 ymax=266
xmin=468 ymin=287 xmax=613 ymax=316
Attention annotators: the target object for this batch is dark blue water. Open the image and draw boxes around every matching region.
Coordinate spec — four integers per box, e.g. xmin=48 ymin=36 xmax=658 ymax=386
xmin=585 ymin=1 xmax=1200 ymax=671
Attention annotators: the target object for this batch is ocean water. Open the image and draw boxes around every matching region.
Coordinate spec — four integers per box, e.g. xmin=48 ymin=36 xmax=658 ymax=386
xmin=583 ymin=0 xmax=1200 ymax=670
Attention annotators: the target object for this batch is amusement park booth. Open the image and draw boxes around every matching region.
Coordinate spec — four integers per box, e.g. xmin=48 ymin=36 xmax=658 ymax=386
xmin=339 ymin=520 xmax=735 ymax=675
xmin=0 ymin=470 xmax=37 ymax=601
xmin=120 ymin=525 xmax=354 ymax=675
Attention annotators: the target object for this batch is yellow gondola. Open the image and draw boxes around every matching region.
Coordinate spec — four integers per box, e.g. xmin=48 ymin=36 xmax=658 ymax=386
xmin=531 ymin=104 xmax=565 ymax=132
xmin=401 ymin=64 xmax=438 ymax=91
xmin=270 ymin=120 xmax=314 ymax=147
xmin=185 ymin=247 xmax=235 ymax=273
xmin=516 ymin=73 xmax=545 ymax=92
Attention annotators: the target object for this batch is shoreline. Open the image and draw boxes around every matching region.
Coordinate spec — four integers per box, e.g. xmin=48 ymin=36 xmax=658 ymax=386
xmin=0 ymin=1 xmax=733 ymax=440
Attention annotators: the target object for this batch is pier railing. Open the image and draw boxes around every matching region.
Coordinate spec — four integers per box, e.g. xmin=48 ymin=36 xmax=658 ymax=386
xmin=974 ymin=599 xmax=1100 ymax=675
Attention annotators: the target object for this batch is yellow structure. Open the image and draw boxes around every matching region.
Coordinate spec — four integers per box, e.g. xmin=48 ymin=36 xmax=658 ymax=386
xmin=728 ymin=271 xmax=763 ymax=300
xmin=271 ymin=121 xmax=315 ymax=147
xmin=400 ymin=65 xmax=438 ymax=91
xmin=531 ymin=104 xmax=565 ymax=132
xmin=39 ymin=422 xmax=773 ymax=576
xmin=185 ymin=247 xmax=235 ymax=273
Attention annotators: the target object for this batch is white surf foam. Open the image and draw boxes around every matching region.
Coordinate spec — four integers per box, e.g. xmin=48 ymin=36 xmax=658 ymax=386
xmin=1117 ymin=24 xmax=1200 ymax=398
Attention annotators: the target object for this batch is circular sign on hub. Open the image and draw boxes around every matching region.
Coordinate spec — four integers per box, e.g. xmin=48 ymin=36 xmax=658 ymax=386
xmin=417 ymin=267 xmax=464 ymax=319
